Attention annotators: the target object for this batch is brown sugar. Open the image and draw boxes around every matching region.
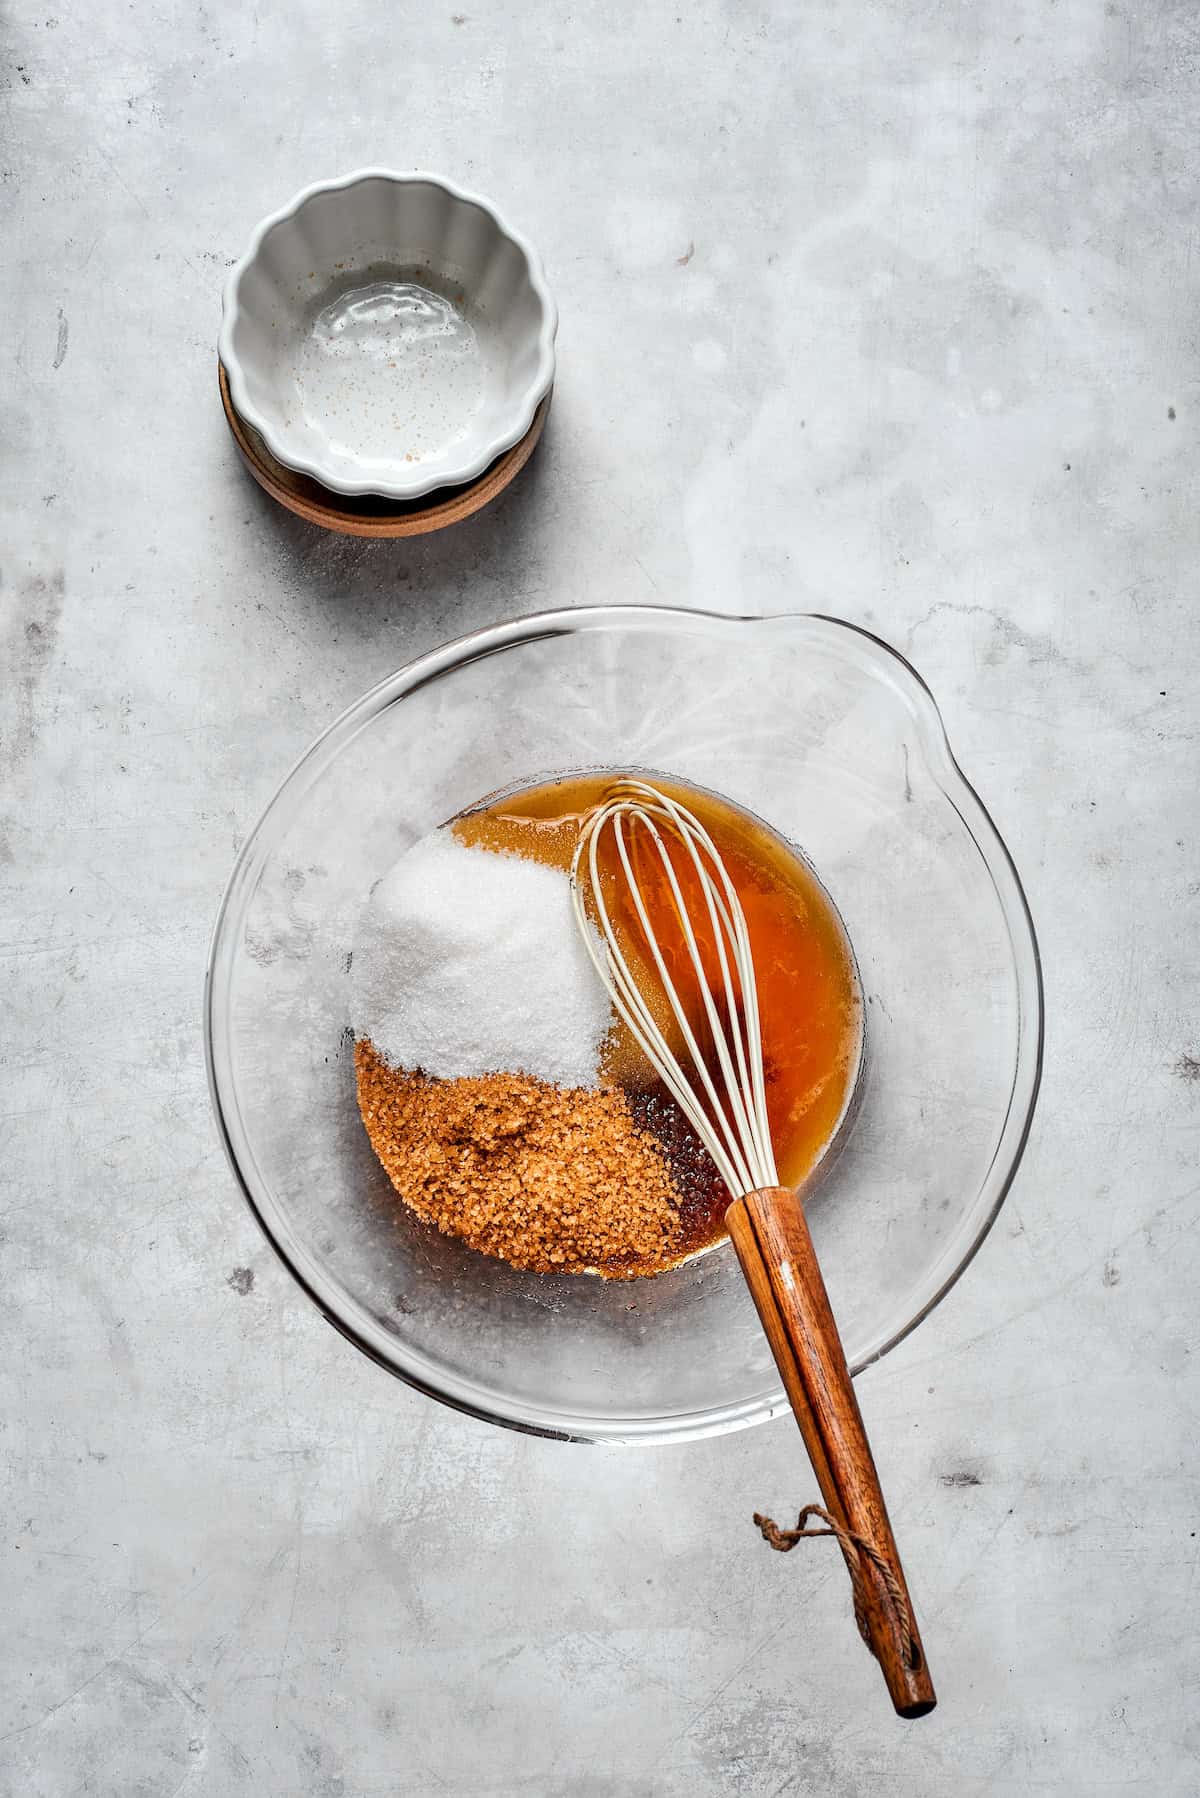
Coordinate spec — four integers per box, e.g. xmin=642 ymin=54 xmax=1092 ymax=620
xmin=355 ymin=1039 xmax=684 ymax=1277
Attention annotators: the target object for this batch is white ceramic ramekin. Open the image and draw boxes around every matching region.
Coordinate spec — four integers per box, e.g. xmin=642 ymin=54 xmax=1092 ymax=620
xmin=219 ymin=170 xmax=556 ymax=501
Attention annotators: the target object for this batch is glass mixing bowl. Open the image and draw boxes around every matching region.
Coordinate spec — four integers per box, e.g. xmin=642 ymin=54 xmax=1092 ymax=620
xmin=205 ymin=608 xmax=1042 ymax=1444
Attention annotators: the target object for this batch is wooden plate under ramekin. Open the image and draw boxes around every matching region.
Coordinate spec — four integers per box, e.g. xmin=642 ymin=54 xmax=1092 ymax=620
xmin=218 ymin=364 xmax=551 ymax=539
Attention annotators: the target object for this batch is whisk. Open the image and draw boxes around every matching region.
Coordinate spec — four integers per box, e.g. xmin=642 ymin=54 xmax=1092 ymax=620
xmin=571 ymin=779 xmax=936 ymax=1719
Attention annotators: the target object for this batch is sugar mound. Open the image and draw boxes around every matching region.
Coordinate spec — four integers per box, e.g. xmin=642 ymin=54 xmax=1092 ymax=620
xmin=351 ymin=828 xmax=613 ymax=1088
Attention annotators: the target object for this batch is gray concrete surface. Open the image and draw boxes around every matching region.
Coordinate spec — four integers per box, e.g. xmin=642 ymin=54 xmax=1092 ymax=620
xmin=3 ymin=0 xmax=1198 ymax=1791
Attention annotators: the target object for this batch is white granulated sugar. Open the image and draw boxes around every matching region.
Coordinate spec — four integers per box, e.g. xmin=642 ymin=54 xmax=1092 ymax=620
xmin=351 ymin=828 xmax=613 ymax=1088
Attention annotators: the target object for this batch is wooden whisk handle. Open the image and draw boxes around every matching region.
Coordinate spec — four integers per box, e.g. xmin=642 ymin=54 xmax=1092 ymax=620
xmin=726 ymin=1187 xmax=936 ymax=1719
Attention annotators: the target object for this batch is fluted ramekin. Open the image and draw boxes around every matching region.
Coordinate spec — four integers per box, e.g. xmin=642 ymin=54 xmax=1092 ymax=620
xmin=219 ymin=170 xmax=556 ymax=501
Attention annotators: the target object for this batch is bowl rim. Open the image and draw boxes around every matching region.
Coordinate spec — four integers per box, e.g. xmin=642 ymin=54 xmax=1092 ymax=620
xmin=218 ymin=167 xmax=558 ymax=501
xmin=204 ymin=605 xmax=1044 ymax=1445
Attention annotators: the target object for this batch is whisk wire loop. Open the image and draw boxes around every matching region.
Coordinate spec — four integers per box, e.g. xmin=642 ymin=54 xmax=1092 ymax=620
xmin=611 ymin=809 xmax=759 ymax=1193
xmin=571 ymin=779 xmax=779 ymax=1199
xmin=579 ymin=805 xmax=749 ymax=1194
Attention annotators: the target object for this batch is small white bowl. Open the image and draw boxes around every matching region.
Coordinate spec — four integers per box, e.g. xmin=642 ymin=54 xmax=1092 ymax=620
xmin=219 ymin=170 xmax=557 ymax=501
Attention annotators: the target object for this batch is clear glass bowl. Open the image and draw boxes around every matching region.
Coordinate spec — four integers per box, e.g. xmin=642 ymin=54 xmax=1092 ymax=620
xmin=205 ymin=608 xmax=1042 ymax=1444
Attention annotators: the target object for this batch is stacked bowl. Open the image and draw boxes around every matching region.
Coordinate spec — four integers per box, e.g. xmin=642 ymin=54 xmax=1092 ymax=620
xmin=219 ymin=170 xmax=557 ymax=532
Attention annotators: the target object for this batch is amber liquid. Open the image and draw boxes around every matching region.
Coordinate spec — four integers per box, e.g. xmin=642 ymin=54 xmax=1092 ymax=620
xmin=455 ymin=770 xmax=862 ymax=1265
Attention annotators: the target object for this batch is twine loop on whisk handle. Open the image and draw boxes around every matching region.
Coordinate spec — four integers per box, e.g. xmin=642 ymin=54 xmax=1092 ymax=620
xmin=754 ymin=1503 xmax=920 ymax=1673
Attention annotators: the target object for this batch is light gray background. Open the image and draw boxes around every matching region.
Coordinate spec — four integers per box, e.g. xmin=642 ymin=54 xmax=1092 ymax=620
xmin=3 ymin=1 xmax=1197 ymax=1792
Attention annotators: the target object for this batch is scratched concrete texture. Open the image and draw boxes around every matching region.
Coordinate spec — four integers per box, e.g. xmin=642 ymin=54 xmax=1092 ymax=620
xmin=2 ymin=0 xmax=1198 ymax=1791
